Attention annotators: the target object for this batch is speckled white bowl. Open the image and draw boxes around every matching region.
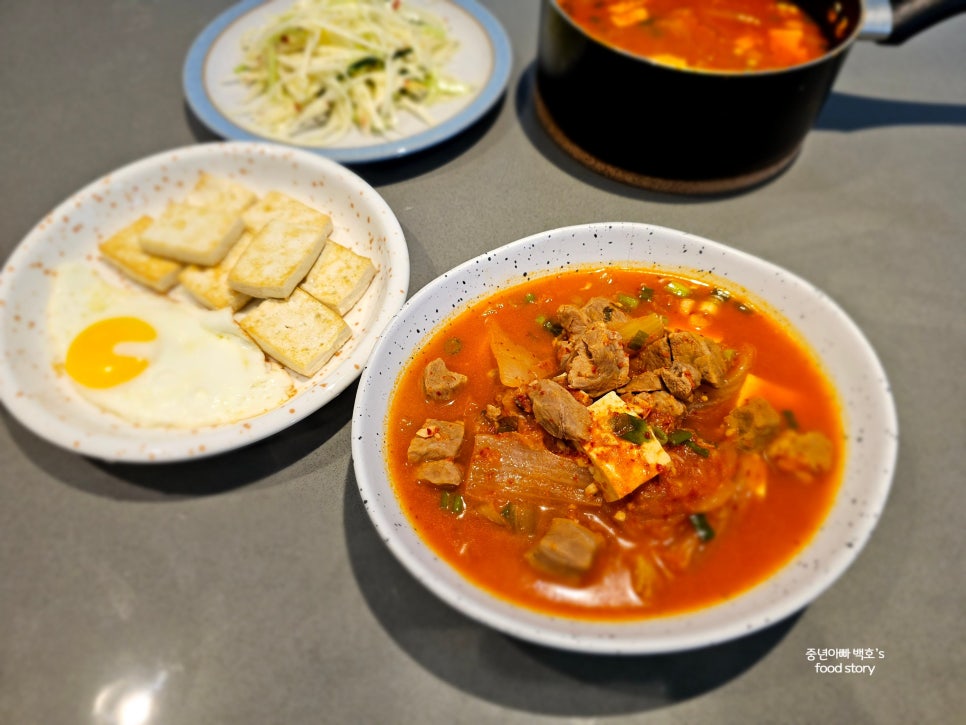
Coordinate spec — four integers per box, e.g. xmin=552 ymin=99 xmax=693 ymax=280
xmin=0 ymin=141 xmax=409 ymax=462
xmin=351 ymin=222 xmax=897 ymax=654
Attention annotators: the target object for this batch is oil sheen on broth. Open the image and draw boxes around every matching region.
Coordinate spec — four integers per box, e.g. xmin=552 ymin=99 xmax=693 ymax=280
xmin=386 ymin=268 xmax=844 ymax=621
xmin=557 ymin=0 xmax=831 ymax=72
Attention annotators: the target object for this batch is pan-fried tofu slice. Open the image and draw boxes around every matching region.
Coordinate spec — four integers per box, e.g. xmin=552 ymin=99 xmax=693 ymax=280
xmin=178 ymin=231 xmax=255 ymax=311
xmin=300 ymin=241 xmax=376 ymax=315
xmin=184 ymin=172 xmax=257 ymax=216
xmin=242 ymin=190 xmax=333 ymax=234
xmin=98 ymin=215 xmax=183 ymax=292
xmin=227 ymin=219 xmax=327 ymax=299
xmin=237 ymin=288 xmax=351 ymax=377
xmin=139 ymin=202 xmax=244 ymax=266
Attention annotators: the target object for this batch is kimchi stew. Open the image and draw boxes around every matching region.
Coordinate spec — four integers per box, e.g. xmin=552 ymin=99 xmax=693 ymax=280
xmin=557 ymin=0 xmax=833 ymax=72
xmin=385 ymin=267 xmax=844 ymax=620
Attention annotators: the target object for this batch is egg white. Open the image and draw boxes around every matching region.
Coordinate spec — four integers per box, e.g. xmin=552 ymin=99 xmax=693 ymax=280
xmin=48 ymin=262 xmax=295 ymax=428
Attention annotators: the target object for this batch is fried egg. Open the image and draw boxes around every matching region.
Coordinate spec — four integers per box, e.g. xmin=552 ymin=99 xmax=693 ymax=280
xmin=48 ymin=262 xmax=295 ymax=427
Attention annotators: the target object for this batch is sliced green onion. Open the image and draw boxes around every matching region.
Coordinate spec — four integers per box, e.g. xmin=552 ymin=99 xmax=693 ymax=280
xmin=735 ymin=301 xmax=754 ymax=314
xmin=542 ymin=319 xmax=564 ymax=336
xmin=685 ymin=440 xmax=710 ymax=457
xmin=524 ymin=293 xmax=536 ymax=304
xmin=611 ymin=413 xmax=650 ymax=444
xmin=710 ymin=287 xmax=731 ymax=302
xmin=652 ymin=426 xmax=668 ymax=444
xmin=690 ymin=513 xmax=715 ymax=542
xmin=638 ymin=286 xmax=654 ymax=302
xmin=627 ymin=329 xmax=649 ymax=351
xmin=667 ymin=429 xmax=693 ymax=445
xmin=440 ymin=491 xmax=464 ymax=515
xmin=783 ymin=409 xmax=800 ymax=429
xmin=666 ymin=281 xmax=692 ymax=298
xmin=619 ymin=313 xmax=665 ymax=350
xmin=347 ymin=56 xmax=384 ymax=76
xmin=617 ymin=293 xmax=639 ymax=311
xmin=443 ymin=338 xmax=462 ymax=355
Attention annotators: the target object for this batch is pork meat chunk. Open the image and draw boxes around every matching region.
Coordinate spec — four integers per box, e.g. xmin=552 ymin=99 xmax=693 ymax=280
xmin=634 ymin=390 xmax=687 ymax=420
xmin=618 ymin=370 xmax=664 ymax=394
xmin=660 ymin=361 xmax=701 ymax=401
xmin=724 ymin=396 xmax=781 ymax=451
xmin=668 ymin=331 xmax=729 ymax=387
xmin=642 ymin=336 xmax=672 ymax=372
xmin=415 ymin=459 xmax=463 ymax=487
xmin=526 ymin=518 xmax=603 ymax=578
xmin=527 ymin=378 xmax=592 ymax=442
xmin=767 ymin=430 xmax=835 ymax=481
xmin=422 ymin=357 xmax=468 ymax=402
xmin=557 ymin=297 xmax=628 ymax=336
xmin=407 ymin=419 xmax=465 ymax=462
xmin=559 ymin=324 xmax=629 ymax=397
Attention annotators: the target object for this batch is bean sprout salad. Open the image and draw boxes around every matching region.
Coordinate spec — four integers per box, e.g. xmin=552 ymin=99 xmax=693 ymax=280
xmin=234 ymin=0 xmax=470 ymax=144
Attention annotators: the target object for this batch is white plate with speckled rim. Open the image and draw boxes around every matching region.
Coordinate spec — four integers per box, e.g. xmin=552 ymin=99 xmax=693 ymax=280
xmin=351 ymin=222 xmax=897 ymax=654
xmin=183 ymin=0 xmax=512 ymax=163
xmin=0 ymin=141 xmax=409 ymax=463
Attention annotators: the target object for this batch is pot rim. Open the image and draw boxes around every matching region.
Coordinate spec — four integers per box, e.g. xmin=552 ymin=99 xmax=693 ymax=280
xmin=544 ymin=0 xmax=867 ymax=78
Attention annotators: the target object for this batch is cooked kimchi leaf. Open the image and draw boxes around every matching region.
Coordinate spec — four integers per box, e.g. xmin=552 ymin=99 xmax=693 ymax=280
xmin=628 ymin=443 xmax=740 ymax=518
xmin=465 ymin=433 xmax=600 ymax=506
xmin=618 ymin=313 xmax=665 ymax=350
xmin=485 ymin=319 xmax=552 ymax=387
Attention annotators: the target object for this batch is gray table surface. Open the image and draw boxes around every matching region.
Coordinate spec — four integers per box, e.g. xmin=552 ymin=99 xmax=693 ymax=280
xmin=1 ymin=2 xmax=964 ymax=723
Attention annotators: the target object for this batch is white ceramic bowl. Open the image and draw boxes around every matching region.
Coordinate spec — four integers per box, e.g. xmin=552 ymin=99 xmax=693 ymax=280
xmin=0 ymin=141 xmax=409 ymax=462
xmin=351 ymin=222 xmax=897 ymax=654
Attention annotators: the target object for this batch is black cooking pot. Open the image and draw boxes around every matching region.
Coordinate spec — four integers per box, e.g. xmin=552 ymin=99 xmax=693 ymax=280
xmin=535 ymin=0 xmax=965 ymax=194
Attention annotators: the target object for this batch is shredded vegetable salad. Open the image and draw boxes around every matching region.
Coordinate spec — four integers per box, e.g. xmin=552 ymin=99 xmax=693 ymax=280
xmin=234 ymin=0 xmax=470 ymax=144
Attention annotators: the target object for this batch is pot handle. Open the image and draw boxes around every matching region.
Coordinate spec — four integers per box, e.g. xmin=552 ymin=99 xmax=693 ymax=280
xmin=880 ymin=0 xmax=966 ymax=44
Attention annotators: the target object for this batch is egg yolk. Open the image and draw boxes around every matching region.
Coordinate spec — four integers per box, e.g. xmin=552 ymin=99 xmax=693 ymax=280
xmin=65 ymin=317 xmax=157 ymax=388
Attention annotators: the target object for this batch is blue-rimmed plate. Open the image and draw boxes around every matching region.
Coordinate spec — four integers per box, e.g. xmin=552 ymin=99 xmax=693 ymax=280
xmin=183 ymin=0 xmax=512 ymax=163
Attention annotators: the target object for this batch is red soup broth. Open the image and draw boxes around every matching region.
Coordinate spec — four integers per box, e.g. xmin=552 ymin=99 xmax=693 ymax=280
xmin=557 ymin=0 xmax=831 ymax=72
xmin=385 ymin=268 xmax=845 ymax=621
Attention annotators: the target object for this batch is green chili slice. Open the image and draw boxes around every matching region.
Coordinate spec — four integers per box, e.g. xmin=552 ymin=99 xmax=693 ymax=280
xmin=612 ymin=413 xmax=650 ymax=444
xmin=690 ymin=513 xmax=715 ymax=542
